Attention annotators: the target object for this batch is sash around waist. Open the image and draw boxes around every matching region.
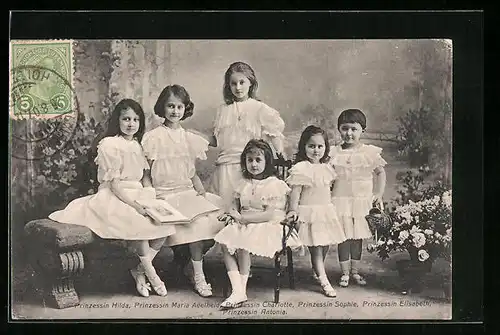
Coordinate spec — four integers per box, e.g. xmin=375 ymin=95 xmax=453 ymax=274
xmin=215 ymin=150 xmax=243 ymax=165
xmin=240 ymin=208 xmax=286 ymax=221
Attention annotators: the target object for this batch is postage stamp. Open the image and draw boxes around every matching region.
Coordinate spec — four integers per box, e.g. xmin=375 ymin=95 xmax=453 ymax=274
xmin=9 ymin=40 xmax=79 ymax=161
xmin=10 ymin=40 xmax=74 ymax=119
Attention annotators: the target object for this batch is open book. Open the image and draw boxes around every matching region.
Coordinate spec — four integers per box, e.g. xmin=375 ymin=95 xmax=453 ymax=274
xmin=135 ymin=192 xmax=221 ymax=225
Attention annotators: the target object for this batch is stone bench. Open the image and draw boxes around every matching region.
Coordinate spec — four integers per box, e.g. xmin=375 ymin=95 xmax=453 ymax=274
xmin=24 ymin=219 xmax=137 ymax=309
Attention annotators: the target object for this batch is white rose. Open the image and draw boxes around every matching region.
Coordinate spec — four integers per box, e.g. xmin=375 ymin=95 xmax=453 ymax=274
xmin=387 ymin=239 xmax=394 ymax=246
xmin=366 ymin=244 xmax=376 ymax=252
xmin=412 ymin=232 xmax=426 ymax=248
xmin=418 ymin=249 xmax=430 ymax=262
xmin=399 ymin=231 xmax=410 ymax=241
xmin=424 ymin=229 xmax=433 ymax=235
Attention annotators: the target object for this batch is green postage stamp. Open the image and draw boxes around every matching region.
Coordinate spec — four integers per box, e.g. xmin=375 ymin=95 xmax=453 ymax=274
xmin=10 ymin=40 xmax=74 ymax=119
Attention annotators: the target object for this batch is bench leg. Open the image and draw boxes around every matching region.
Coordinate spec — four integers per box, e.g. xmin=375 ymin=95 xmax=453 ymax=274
xmin=32 ymin=250 xmax=85 ymax=309
xmin=47 ymin=277 xmax=80 ymax=309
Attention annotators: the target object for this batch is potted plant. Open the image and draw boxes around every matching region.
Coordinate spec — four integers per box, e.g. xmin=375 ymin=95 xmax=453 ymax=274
xmin=367 ymin=189 xmax=452 ymax=294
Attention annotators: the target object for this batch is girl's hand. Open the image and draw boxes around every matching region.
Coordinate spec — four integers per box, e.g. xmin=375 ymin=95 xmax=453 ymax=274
xmin=229 ymin=209 xmax=242 ymax=221
xmin=196 ymin=188 xmax=206 ymax=197
xmin=372 ymin=194 xmax=384 ymax=208
xmin=133 ymin=201 xmax=148 ymax=216
xmin=286 ymin=210 xmax=298 ymax=222
xmin=238 ymin=216 xmax=251 ymax=226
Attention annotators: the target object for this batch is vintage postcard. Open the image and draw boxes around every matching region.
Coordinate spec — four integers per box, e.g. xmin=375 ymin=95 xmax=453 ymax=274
xmin=10 ymin=38 xmax=453 ymax=320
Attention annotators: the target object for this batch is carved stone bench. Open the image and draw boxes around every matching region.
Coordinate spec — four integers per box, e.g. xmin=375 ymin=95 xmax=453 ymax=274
xmin=24 ymin=219 xmax=137 ymax=309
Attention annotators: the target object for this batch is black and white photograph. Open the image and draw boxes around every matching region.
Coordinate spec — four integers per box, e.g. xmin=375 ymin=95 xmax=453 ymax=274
xmin=9 ymin=37 xmax=456 ymax=320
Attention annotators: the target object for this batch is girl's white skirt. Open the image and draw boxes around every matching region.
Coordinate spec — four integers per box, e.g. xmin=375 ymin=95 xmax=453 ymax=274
xmin=208 ymin=162 xmax=243 ymax=211
xmin=214 ymin=211 xmax=303 ymax=258
xmin=49 ymin=181 xmax=176 ymax=240
xmin=332 ymin=196 xmax=373 ymax=240
xmin=297 ymin=204 xmax=347 ymax=246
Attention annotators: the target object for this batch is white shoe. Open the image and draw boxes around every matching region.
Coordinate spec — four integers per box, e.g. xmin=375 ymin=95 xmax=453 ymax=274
xmin=220 ymin=292 xmax=248 ymax=309
xmin=193 ymin=274 xmax=213 ymax=297
xmin=143 ymin=267 xmax=167 ymax=297
xmin=130 ymin=266 xmax=151 ymax=297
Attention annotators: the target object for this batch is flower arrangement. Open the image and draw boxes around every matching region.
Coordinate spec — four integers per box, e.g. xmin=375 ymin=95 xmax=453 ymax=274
xmin=367 ymin=189 xmax=452 ymax=264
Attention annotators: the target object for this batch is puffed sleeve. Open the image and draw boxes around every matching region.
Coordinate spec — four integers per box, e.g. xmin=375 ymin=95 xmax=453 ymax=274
xmin=212 ymin=105 xmax=224 ymax=138
xmin=233 ymin=179 xmax=248 ymax=199
xmin=286 ymin=161 xmax=313 ymax=187
xmin=186 ymin=131 xmax=210 ymax=161
xmin=364 ymin=145 xmax=387 ymax=169
xmin=95 ymin=137 xmax=122 ymax=181
xmin=261 ymin=178 xmax=291 ymax=208
xmin=141 ymin=130 xmax=156 ymax=160
xmin=258 ymin=103 xmax=285 ymax=152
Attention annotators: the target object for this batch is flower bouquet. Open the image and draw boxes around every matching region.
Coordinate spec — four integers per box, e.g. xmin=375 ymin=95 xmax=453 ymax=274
xmin=366 ymin=189 xmax=452 ymax=293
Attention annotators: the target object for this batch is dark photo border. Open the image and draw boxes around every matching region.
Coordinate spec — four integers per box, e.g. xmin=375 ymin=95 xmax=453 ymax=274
xmin=8 ymin=9 xmax=484 ymax=333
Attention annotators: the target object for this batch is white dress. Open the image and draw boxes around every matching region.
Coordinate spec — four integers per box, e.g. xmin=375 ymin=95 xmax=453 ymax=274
xmin=329 ymin=144 xmax=387 ymax=240
xmin=286 ymin=161 xmax=347 ymax=246
xmin=49 ymin=136 xmax=176 ymax=240
xmin=141 ymin=125 xmax=225 ymax=247
xmin=214 ymin=177 xmax=303 ymax=258
xmin=208 ymin=98 xmax=285 ymax=211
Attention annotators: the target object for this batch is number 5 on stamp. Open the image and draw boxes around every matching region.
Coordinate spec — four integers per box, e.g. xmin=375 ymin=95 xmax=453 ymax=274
xmin=9 ymin=40 xmax=74 ymax=119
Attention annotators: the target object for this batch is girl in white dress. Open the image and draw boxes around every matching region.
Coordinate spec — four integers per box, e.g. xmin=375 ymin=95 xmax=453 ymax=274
xmin=286 ymin=125 xmax=346 ymax=298
xmin=330 ymin=109 xmax=387 ymax=288
xmin=214 ymin=139 xmax=302 ymax=309
xmin=49 ymin=99 xmax=175 ymax=298
xmin=142 ymin=85 xmax=225 ymax=297
xmin=202 ymin=61 xmax=286 ymax=210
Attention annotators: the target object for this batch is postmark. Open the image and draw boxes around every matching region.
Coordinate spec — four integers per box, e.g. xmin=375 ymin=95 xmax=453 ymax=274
xmin=9 ymin=40 xmax=80 ymax=161
xmin=10 ymin=40 xmax=73 ymax=118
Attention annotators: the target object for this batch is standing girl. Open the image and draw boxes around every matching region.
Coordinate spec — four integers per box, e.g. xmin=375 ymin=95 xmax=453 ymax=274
xmin=214 ymin=139 xmax=302 ymax=309
xmin=49 ymin=99 xmax=175 ymax=298
xmin=330 ymin=109 xmax=387 ymax=287
xmin=206 ymin=61 xmax=286 ymax=210
xmin=142 ymin=85 xmax=225 ymax=297
xmin=286 ymin=125 xmax=347 ymax=298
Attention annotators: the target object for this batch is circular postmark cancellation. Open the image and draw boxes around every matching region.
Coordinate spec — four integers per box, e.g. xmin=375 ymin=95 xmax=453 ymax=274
xmin=10 ymin=65 xmax=80 ymax=161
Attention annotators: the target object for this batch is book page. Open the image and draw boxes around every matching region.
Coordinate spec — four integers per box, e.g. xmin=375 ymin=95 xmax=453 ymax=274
xmin=161 ymin=192 xmax=220 ymax=221
xmin=135 ymin=198 xmax=188 ymax=224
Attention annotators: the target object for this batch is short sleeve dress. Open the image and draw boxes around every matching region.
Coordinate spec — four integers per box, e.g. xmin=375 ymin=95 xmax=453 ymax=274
xmin=49 ymin=135 xmax=176 ymax=240
xmin=141 ymin=125 xmax=225 ymax=247
xmin=214 ymin=176 xmax=302 ymax=258
xmin=208 ymin=98 xmax=285 ymax=210
xmin=329 ymin=144 xmax=387 ymax=240
xmin=286 ymin=161 xmax=346 ymax=246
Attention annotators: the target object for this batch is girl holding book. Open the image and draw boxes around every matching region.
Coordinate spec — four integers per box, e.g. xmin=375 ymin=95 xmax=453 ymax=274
xmin=142 ymin=85 xmax=225 ymax=298
xmin=49 ymin=99 xmax=175 ymax=298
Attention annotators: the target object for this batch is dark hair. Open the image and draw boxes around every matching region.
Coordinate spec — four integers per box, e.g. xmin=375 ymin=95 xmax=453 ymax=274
xmin=87 ymin=98 xmax=146 ymax=180
xmin=240 ymin=139 xmax=277 ymax=180
xmin=295 ymin=125 xmax=330 ymax=164
xmin=104 ymin=98 xmax=146 ymax=142
xmin=223 ymin=61 xmax=259 ymax=105
xmin=154 ymin=84 xmax=195 ymax=120
xmin=337 ymin=108 xmax=367 ymax=130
